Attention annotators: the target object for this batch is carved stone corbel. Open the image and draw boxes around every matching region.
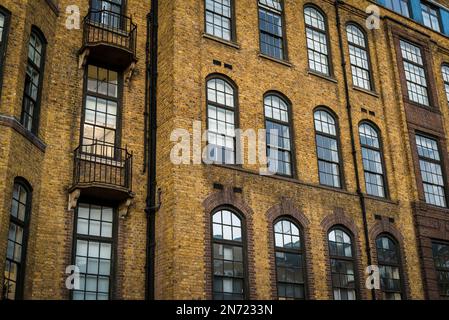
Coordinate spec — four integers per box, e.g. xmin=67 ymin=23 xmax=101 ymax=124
xmin=124 ymin=61 xmax=136 ymax=84
xmin=119 ymin=198 xmax=133 ymax=219
xmin=78 ymin=48 xmax=90 ymax=69
xmin=68 ymin=189 xmax=81 ymax=211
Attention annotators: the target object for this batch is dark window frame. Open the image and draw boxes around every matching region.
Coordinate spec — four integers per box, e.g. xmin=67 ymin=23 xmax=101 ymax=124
xmin=327 ymin=225 xmax=360 ymax=300
xmin=70 ymin=201 xmax=119 ymax=300
xmin=431 ymin=240 xmax=449 ymax=299
xmin=263 ymin=91 xmax=296 ymax=178
xmin=375 ymin=234 xmax=406 ymax=300
xmin=2 ymin=178 xmax=32 ymax=301
xmin=20 ymin=26 xmax=47 ymax=135
xmin=345 ymin=22 xmax=375 ymax=92
xmin=421 ymin=1 xmax=442 ymax=33
xmin=0 ymin=6 xmax=11 ymax=99
xmin=313 ymin=106 xmax=345 ymax=189
xmin=359 ymin=121 xmax=389 ymax=199
xmin=304 ymin=4 xmax=333 ymax=77
xmin=273 ymin=216 xmax=308 ymax=300
xmin=204 ymin=0 xmax=237 ymax=42
xmin=442 ymin=63 xmax=449 ymax=106
xmin=257 ymin=0 xmax=288 ymax=61
xmin=210 ymin=206 xmax=249 ymax=300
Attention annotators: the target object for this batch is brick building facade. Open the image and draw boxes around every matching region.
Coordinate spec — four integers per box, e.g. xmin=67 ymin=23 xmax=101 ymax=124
xmin=0 ymin=0 xmax=449 ymax=300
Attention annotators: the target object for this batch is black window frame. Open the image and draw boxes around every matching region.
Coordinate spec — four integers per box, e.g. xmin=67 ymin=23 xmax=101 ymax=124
xmin=20 ymin=26 xmax=47 ymax=135
xmin=0 ymin=6 xmax=11 ymax=99
xmin=442 ymin=64 xmax=449 ymax=106
xmin=211 ymin=207 xmax=249 ymax=300
xmin=258 ymin=0 xmax=288 ymax=61
xmin=89 ymin=0 xmax=127 ymax=30
xmin=421 ymin=1 xmax=442 ymax=33
xmin=432 ymin=240 xmax=449 ymax=299
xmin=359 ymin=121 xmax=389 ymax=199
xmin=375 ymin=234 xmax=406 ymax=300
xmin=2 ymin=178 xmax=32 ymax=301
xmin=273 ymin=217 xmax=308 ymax=300
xmin=204 ymin=0 xmax=236 ymax=42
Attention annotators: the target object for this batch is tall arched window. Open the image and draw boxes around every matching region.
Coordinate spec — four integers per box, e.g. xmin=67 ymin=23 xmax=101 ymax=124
xmin=442 ymin=65 xmax=449 ymax=106
xmin=376 ymin=235 xmax=404 ymax=300
xmin=264 ymin=94 xmax=293 ymax=176
xmin=274 ymin=219 xmax=306 ymax=300
xmin=359 ymin=123 xmax=387 ymax=198
xmin=21 ymin=28 xmax=46 ymax=134
xmin=304 ymin=6 xmax=330 ymax=75
xmin=314 ymin=109 xmax=342 ymax=188
xmin=346 ymin=24 xmax=372 ymax=91
xmin=328 ymin=227 xmax=357 ymax=300
xmin=207 ymin=77 xmax=236 ymax=165
xmin=2 ymin=180 xmax=32 ymax=300
xmin=205 ymin=0 xmax=235 ymax=41
xmin=212 ymin=209 xmax=246 ymax=300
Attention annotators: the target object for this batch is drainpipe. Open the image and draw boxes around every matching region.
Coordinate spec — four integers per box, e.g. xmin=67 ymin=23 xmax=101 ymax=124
xmin=145 ymin=0 xmax=158 ymax=301
xmin=334 ymin=0 xmax=375 ymax=300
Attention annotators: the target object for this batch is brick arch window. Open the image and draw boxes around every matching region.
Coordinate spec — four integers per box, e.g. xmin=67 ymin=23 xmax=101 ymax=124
xmin=264 ymin=93 xmax=294 ymax=177
xmin=304 ymin=5 xmax=331 ymax=75
xmin=211 ymin=208 xmax=247 ymax=300
xmin=314 ymin=108 xmax=342 ymax=188
xmin=273 ymin=218 xmax=307 ymax=300
xmin=346 ymin=23 xmax=373 ymax=91
xmin=2 ymin=178 xmax=32 ymax=300
xmin=0 ymin=6 xmax=11 ymax=96
xmin=328 ymin=226 xmax=358 ymax=300
xmin=376 ymin=234 xmax=405 ymax=300
xmin=205 ymin=0 xmax=235 ymax=41
xmin=21 ymin=27 xmax=46 ymax=134
xmin=359 ymin=122 xmax=387 ymax=198
xmin=206 ymin=76 xmax=237 ymax=165
xmin=442 ymin=64 xmax=449 ymax=106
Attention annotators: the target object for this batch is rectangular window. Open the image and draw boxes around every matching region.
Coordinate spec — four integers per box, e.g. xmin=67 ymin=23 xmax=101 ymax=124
xmin=421 ymin=2 xmax=441 ymax=32
xmin=400 ymin=40 xmax=430 ymax=106
xmin=442 ymin=66 xmax=449 ymax=106
xmin=416 ymin=135 xmax=446 ymax=207
xmin=0 ymin=9 xmax=10 ymax=95
xmin=205 ymin=0 xmax=233 ymax=41
xmin=72 ymin=203 xmax=115 ymax=301
xmin=82 ymin=65 xmax=120 ymax=157
xmin=90 ymin=0 xmax=124 ymax=29
xmin=258 ymin=0 xmax=285 ymax=60
xmin=432 ymin=242 xmax=449 ymax=299
xmin=385 ymin=0 xmax=410 ymax=17
xmin=304 ymin=7 xmax=330 ymax=76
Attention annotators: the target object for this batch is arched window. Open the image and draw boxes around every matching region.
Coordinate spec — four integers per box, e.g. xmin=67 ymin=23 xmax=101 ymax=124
xmin=205 ymin=0 xmax=235 ymax=41
xmin=346 ymin=24 xmax=372 ymax=91
xmin=21 ymin=28 xmax=46 ymax=134
xmin=212 ymin=209 xmax=246 ymax=300
xmin=264 ymin=94 xmax=293 ymax=176
xmin=376 ymin=235 xmax=404 ymax=300
xmin=314 ymin=109 xmax=342 ymax=188
xmin=304 ymin=6 xmax=330 ymax=75
xmin=274 ymin=219 xmax=306 ymax=300
xmin=442 ymin=65 xmax=449 ymax=106
xmin=0 ymin=7 xmax=10 ymax=96
xmin=359 ymin=123 xmax=387 ymax=198
xmin=328 ymin=227 xmax=357 ymax=300
xmin=206 ymin=77 xmax=237 ymax=165
xmin=2 ymin=180 xmax=32 ymax=300
xmin=258 ymin=0 xmax=286 ymax=60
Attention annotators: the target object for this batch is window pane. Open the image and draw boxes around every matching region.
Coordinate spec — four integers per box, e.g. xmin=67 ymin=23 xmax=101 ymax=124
xmin=259 ymin=1 xmax=284 ymax=60
xmin=305 ymin=7 xmax=329 ymax=75
xmin=205 ymin=0 xmax=233 ymax=41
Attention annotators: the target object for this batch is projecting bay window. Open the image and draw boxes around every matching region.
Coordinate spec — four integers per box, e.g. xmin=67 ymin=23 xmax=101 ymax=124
xmin=0 ymin=7 xmax=10 ymax=95
xmin=385 ymin=0 xmax=411 ymax=17
xmin=205 ymin=0 xmax=234 ymax=41
xmin=432 ymin=242 xmax=449 ymax=299
xmin=258 ymin=0 xmax=286 ymax=60
xmin=346 ymin=24 xmax=372 ymax=91
xmin=21 ymin=29 xmax=46 ymax=134
xmin=416 ymin=134 xmax=447 ymax=208
xmin=72 ymin=203 xmax=115 ymax=300
xmin=442 ymin=65 xmax=449 ymax=106
xmin=399 ymin=40 xmax=430 ymax=106
xmin=82 ymin=65 xmax=120 ymax=157
xmin=305 ymin=6 xmax=330 ymax=76
xmin=421 ymin=2 xmax=441 ymax=33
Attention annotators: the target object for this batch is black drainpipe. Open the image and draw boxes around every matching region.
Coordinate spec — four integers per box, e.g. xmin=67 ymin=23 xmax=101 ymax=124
xmin=145 ymin=0 xmax=158 ymax=301
xmin=334 ymin=0 xmax=375 ymax=300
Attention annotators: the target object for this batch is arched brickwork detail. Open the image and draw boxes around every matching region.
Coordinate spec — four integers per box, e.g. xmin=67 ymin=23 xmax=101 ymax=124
xmin=321 ymin=207 xmax=368 ymax=300
xmin=265 ymin=199 xmax=316 ymax=299
xmin=203 ymin=187 xmax=257 ymax=300
xmin=369 ymin=221 xmax=411 ymax=299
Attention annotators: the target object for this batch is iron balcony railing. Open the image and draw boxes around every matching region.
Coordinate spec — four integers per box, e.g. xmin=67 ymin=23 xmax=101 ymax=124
xmin=73 ymin=143 xmax=133 ymax=191
xmin=83 ymin=9 xmax=137 ymax=55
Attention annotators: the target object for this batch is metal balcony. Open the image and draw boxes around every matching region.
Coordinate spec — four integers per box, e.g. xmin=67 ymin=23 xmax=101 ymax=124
xmin=79 ymin=10 xmax=137 ymax=70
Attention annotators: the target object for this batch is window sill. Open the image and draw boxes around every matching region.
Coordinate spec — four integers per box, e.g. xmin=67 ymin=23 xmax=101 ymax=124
xmin=202 ymin=33 xmax=240 ymax=50
xmin=353 ymin=86 xmax=379 ymax=98
xmin=307 ymin=70 xmax=337 ymax=83
xmin=364 ymin=194 xmax=399 ymax=205
xmin=0 ymin=115 xmax=46 ymax=152
xmin=258 ymin=53 xmax=292 ymax=67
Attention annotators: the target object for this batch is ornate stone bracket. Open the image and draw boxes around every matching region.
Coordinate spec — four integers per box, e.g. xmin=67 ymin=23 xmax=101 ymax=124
xmin=78 ymin=48 xmax=90 ymax=69
xmin=124 ymin=61 xmax=136 ymax=84
xmin=119 ymin=198 xmax=133 ymax=219
xmin=68 ymin=189 xmax=81 ymax=211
